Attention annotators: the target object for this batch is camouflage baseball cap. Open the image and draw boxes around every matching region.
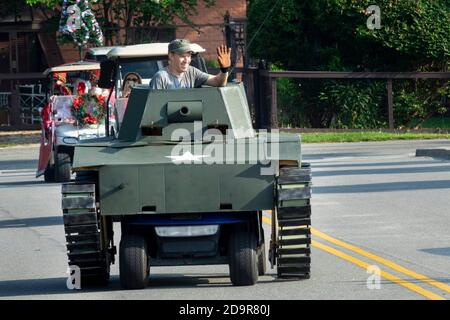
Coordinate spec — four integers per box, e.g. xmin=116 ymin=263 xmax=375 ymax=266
xmin=168 ymin=39 xmax=194 ymax=54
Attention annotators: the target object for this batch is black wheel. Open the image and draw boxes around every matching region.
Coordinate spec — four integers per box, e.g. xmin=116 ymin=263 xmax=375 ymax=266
xmin=44 ymin=162 xmax=55 ymax=182
xmin=120 ymin=234 xmax=149 ymax=290
xmin=228 ymin=227 xmax=258 ymax=286
xmin=55 ymin=149 xmax=71 ymax=182
xmin=257 ymin=241 xmax=267 ymax=276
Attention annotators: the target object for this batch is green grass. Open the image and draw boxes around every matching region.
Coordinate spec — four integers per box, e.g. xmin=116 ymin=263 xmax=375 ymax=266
xmin=0 ymin=143 xmax=38 ymax=148
xmin=0 ymin=131 xmax=449 ymax=147
xmin=300 ymin=131 xmax=450 ymax=143
xmin=0 ymin=144 xmax=14 ymax=148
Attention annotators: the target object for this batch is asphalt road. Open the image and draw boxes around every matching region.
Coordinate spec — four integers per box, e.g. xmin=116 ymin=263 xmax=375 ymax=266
xmin=0 ymin=140 xmax=450 ymax=300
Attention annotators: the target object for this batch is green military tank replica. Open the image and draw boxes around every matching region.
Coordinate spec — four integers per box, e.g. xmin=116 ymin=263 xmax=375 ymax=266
xmin=61 ymin=43 xmax=312 ymax=289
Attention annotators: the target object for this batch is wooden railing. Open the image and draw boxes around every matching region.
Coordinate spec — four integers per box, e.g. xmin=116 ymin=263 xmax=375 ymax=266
xmin=236 ymin=68 xmax=450 ymax=129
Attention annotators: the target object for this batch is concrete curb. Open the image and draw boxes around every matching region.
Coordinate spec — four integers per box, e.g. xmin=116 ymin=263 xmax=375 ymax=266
xmin=416 ymin=148 xmax=450 ymax=160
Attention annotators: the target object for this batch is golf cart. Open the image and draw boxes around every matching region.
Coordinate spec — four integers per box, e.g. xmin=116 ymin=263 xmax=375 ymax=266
xmin=85 ymin=46 xmax=116 ymax=62
xmin=36 ymin=60 xmax=111 ymax=182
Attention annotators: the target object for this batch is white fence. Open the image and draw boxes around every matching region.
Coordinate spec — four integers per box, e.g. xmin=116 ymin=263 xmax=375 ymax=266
xmin=0 ymin=92 xmax=10 ymax=108
xmin=17 ymin=84 xmax=46 ymax=124
xmin=0 ymin=92 xmax=11 ymax=125
xmin=0 ymin=85 xmax=46 ymax=125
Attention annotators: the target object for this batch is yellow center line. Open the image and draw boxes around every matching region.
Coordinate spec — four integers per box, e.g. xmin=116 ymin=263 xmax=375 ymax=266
xmin=312 ymin=240 xmax=445 ymax=300
xmin=261 ymin=216 xmax=446 ymax=300
xmin=311 ymin=227 xmax=450 ymax=295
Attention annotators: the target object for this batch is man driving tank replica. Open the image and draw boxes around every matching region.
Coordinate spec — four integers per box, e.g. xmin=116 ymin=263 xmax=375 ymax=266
xmin=150 ymin=39 xmax=231 ymax=89
xmin=59 ymin=38 xmax=312 ymax=290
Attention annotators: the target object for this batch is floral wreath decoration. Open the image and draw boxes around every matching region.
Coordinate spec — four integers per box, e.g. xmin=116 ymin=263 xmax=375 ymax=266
xmin=70 ymin=82 xmax=106 ymax=126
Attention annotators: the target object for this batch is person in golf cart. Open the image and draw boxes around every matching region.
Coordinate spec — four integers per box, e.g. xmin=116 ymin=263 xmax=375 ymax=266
xmin=37 ymin=61 xmax=110 ymax=183
xmin=52 ymin=72 xmax=72 ymax=96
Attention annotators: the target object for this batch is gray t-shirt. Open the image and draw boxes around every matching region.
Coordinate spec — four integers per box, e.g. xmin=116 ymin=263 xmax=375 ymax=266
xmin=150 ymin=66 xmax=210 ymax=89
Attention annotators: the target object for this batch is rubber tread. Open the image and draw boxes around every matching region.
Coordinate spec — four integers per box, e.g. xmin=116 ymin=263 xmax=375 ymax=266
xmin=278 ymin=237 xmax=311 ymax=246
xmin=63 ymin=213 xmax=98 ymax=225
xmin=278 ymin=187 xmax=311 ymax=201
xmin=279 ymin=227 xmax=310 ymax=236
xmin=67 ymin=242 xmax=100 ymax=252
xmin=65 ymin=224 xmax=99 ymax=234
xmin=62 ymin=183 xmax=95 ymax=193
xmin=277 ymin=265 xmax=310 ymax=277
xmin=278 ymin=257 xmax=311 ymax=264
xmin=277 ymin=206 xmax=311 ymax=218
xmin=279 ymin=167 xmax=311 ymax=177
xmin=277 ymin=174 xmax=311 ymax=184
xmin=62 ymin=182 xmax=109 ymax=287
xmin=276 ymin=164 xmax=312 ymax=278
xmin=278 ymin=247 xmax=310 ymax=255
xmin=62 ymin=197 xmax=95 ymax=210
xmin=278 ymin=218 xmax=311 ymax=227
xmin=66 ymin=233 xmax=100 ymax=243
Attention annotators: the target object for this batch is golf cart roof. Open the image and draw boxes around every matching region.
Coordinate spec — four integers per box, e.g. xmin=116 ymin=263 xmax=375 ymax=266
xmin=87 ymin=46 xmax=116 ymax=56
xmin=43 ymin=61 xmax=100 ymax=76
xmin=106 ymin=42 xmax=206 ymax=59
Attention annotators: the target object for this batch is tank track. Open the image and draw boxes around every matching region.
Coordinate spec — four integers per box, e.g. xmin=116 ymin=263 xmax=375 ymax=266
xmin=275 ymin=163 xmax=312 ymax=278
xmin=61 ymin=182 xmax=110 ymax=285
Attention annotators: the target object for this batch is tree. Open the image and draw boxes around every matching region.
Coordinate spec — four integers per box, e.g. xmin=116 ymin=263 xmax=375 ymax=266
xmin=26 ymin=0 xmax=215 ymax=45
xmin=247 ymin=0 xmax=450 ymax=128
xmin=0 ymin=0 xmax=55 ymax=25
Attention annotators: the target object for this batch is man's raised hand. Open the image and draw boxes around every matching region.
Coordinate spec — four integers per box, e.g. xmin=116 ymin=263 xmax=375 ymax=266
xmin=217 ymin=45 xmax=231 ymax=69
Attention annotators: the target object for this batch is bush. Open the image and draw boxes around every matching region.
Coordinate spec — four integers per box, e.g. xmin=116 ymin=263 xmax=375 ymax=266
xmin=275 ymin=77 xmax=450 ymax=129
xmin=248 ymin=0 xmax=450 ymax=129
xmin=276 ymin=78 xmax=304 ymax=127
xmin=318 ymin=80 xmax=387 ymax=129
xmin=394 ymin=80 xmax=450 ymax=128
xmin=276 ymin=78 xmax=387 ymax=129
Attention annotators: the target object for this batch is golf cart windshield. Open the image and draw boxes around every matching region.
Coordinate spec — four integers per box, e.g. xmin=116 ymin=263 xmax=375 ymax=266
xmin=119 ymin=57 xmax=164 ymax=80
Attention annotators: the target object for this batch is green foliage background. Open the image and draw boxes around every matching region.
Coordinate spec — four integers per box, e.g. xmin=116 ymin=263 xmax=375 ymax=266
xmin=247 ymin=0 xmax=450 ymax=128
xmin=25 ymin=0 xmax=215 ymax=45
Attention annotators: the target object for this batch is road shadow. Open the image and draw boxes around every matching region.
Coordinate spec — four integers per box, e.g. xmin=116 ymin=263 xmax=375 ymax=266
xmin=0 ymin=180 xmax=55 ymax=188
xmin=0 ymin=273 xmax=282 ymax=298
xmin=313 ymin=180 xmax=450 ymax=194
xmin=0 ymin=276 xmax=135 ymax=298
xmin=303 ymin=152 xmax=371 ymax=161
xmin=146 ymin=272 xmax=282 ymax=289
xmin=311 ymin=160 xmax=440 ymax=169
xmin=0 ymin=216 xmax=63 ymax=229
xmin=0 ymin=160 xmax=37 ymax=171
xmin=420 ymin=247 xmax=450 ymax=257
xmin=0 ymin=277 xmax=79 ymax=298
xmin=427 ymin=140 xmax=450 ymax=146
xmin=0 ymin=276 xmax=132 ymax=298
xmin=312 ymin=165 xmax=450 ymax=177
xmin=147 ymin=273 xmax=231 ymax=288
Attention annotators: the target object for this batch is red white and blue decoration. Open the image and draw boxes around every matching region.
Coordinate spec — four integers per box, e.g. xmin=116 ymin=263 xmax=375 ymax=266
xmin=58 ymin=0 xmax=103 ymax=48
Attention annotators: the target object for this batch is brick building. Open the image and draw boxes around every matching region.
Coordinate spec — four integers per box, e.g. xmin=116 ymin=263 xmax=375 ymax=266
xmin=175 ymin=0 xmax=246 ymax=62
xmin=0 ymin=1 xmax=246 ymax=75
